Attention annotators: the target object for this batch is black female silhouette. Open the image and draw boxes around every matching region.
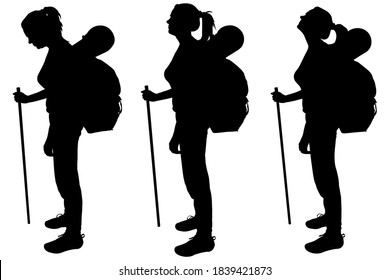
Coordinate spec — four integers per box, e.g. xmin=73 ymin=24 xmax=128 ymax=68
xmin=272 ymin=7 xmax=346 ymax=253
xmin=14 ymin=7 xmax=84 ymax=253
xmin=142 ymin=3 xmax=216 ymax=257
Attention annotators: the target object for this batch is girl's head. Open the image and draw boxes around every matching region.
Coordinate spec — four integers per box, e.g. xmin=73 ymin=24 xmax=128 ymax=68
xmin=167 ymin=3 xmax=214 ymax=42
xmin=298 ymin=7 xmax=334 ymax=40
xmin=21 ymin=7 xmax=63 ymax=48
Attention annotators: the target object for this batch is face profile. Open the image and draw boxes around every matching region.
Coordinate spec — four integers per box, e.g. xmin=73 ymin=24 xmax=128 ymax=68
xmin=22 ymin=21 xmax=48 ymax=49
xmin=167 ymin=4 xmax=201 ymax=36
xmin=297 ymin=7 xmax=333 ymax=40
xmin=24 ymin=29 xmax=47 ymax=49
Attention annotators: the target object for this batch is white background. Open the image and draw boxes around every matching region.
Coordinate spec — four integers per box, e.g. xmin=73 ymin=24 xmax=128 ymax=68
xmin=0 ymin=0 xmax=389 ymax=279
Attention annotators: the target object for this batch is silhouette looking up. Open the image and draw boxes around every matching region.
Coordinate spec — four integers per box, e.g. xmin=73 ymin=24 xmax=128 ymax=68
xmin=14 ymin=7 xmax=85 ymax=254
xmin=142 ymin=3 xmax=216 ymax=257
xmin=272 ymin=7 xmax=350 ymax=254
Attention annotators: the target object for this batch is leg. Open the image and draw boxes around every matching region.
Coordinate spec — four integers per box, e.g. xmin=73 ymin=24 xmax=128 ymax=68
xmin=309 ymin=124 xmax=341 ymax=231
xmin=179 ymin=123 xmax=212 ymax=234
xmin=52 ymin=130 xmax=82 ymax=233
xmin=44 ymin=120 xmax=84 ymax=254
xmin=175 ymin=122 xmax=215 ymax=256
xmin=305 ymin=120 xmax=344 ymax=253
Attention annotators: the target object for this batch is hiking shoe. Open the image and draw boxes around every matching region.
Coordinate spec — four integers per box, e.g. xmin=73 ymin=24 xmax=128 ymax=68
xmin=305 ymin=232 xmax=344 ymax=254
xmin=44 ymin=232 xmax=84 ymax=254
xmin=45 ymin=214 xmax=67 ymax=229
xmin=306 ymin=214 xmax=327 ymax=229
xmin=174 ymin=235 xmax=215 ymax=257
xmin=175 ymin=215 xmax=198 ymax=232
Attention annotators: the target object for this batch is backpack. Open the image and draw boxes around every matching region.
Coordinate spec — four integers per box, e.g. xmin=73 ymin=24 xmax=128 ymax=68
xmin=206 ymin=25 xmax=249 ymax=133
xmin=73 ymin=26 xmax=122 ymax=133
xmin=335 ymin=28 xmax=376 ymax=133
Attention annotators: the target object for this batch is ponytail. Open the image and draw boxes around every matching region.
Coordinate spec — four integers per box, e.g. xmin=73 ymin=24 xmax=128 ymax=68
xmin=200 ymin=11 xmax=215 ymax=42
xmin=170 ymin=4 xmax=215 ymax=42
xmin=22 ymin=6 xmax=63 ymax=36
xmin=41 ymin=7 xmax=63 ymax=33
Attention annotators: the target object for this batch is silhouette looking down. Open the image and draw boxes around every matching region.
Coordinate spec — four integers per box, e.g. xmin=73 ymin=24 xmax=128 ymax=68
xmin=14 ymin=7 xmax=121 ymax=254
xmin=272 ymin=7 xmax=375 ymax=254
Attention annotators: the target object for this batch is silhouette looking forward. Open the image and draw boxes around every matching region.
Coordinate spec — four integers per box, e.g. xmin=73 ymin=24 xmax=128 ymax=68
xmin=142 ymin=3 xmax=218 ymax=257
xmin=13 ymin=7 xmax=120 ymax=254
xmin=271 ymin=7 xmax=375 ymax=254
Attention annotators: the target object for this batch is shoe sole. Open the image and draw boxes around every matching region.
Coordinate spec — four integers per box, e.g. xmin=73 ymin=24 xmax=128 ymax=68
xmin=44 ymin=241 xmax=83 ymax=254
xmin=305 ymin=243 xmax=343 ymax=254
xmin=175 ymin=225 xmax=197 ymax=232
xmin=175 ymin=244 xmax=215 ymax=257
xmin=305 ymin=239 xmax=344 ymax=254
xmin=305 ymin=222 xmax=326 ymax=229
xmin=45 ymin=223 xmax=67 ymax=229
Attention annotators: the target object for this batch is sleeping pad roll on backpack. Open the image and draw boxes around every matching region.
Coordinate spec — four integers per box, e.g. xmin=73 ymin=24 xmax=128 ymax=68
xmin=205 ymin=25 xmax=249 ymax=133
xmin=73 ymin=25 xmax=122 ymax=133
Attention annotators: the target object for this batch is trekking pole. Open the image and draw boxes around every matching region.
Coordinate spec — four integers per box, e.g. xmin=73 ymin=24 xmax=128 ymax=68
xmin=145 ymin=85 xmax=161 ymax=227
xmin=274 ymin=87 xmax=291 ymax=225
xmin=16 ymin=87 xmax=31 ymax=224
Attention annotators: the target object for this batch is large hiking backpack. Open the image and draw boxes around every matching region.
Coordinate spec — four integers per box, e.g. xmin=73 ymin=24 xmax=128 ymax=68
xmin=336 ymin=28 xmax=376 ymax=133
xmin=337 ymin=61 xmax=376 ymax=133
xmin=73 ymin=26 xmax=122 ymax=133
xmin=206 ymin=25 xmax=249 ymax=133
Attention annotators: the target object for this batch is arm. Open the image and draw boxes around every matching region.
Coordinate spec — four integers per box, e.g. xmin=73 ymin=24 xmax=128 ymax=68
xmin=142 ymin=88 xmax=174 ymax=102
xmin=272 ymin=89 xmax=305 ymax=103
xmin=14 ymin=89 xmax=48 ymax=103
